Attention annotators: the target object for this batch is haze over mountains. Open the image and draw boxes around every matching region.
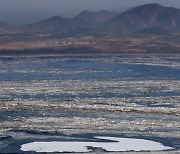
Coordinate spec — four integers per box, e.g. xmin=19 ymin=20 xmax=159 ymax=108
xmin=0 ymin=3 xmax=180 ymax=36
xmin=22 ymin=10 xmax=119 ymax=35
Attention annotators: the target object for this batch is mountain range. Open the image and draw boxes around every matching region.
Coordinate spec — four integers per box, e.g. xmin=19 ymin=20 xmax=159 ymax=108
xmin=0 ymin=3 xmax=180 ymax=37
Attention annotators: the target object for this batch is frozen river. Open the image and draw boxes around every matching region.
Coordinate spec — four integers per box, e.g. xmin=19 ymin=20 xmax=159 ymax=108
xmin=0 ymin=54 xmax=179 ymax=153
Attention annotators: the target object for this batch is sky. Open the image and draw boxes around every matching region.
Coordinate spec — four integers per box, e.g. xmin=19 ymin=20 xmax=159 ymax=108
xmin=0 ymin=0 xmax=180 ymax=25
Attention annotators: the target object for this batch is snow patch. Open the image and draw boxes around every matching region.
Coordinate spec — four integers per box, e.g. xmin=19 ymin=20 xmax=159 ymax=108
xmin=21 ymin=136 xmax=174 ymax=153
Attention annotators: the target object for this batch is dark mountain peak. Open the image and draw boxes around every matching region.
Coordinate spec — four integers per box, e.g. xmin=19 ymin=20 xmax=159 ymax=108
xmin=81 ymin=10 xmax=92 ymax=14
xmin=74 ymin=11 xmax=94 ymax=23
xmin=41 ymin=15 xmax=66 ymax=23
xmin=125 ymin=3 xmax=164 ymax=15
xmin=75 ymin=10 xmax=118 ymax=26
xmin=24 ymin=15 xmax=72 ymax=33
xmin=141 ymin=3 xmax=162 ymax=8
xmin=76 ymin=10 xmax=94 ymax=17
xmin=135 ymin=3 xmax=162 ymax=9
xmin=24 ymin=14 xmax=89 ymax=33
xmin=50 ymin=15 xmax=64 ymax=20
xmin=96 ymin=10 xmax=117 ymax=17
xmin=76 ymin=10 xmax=117 ymax=17
xmin=37 ymin=15 xmax=68 ymax=25
xmin=106 ymin=3 xmax=180 ymax=34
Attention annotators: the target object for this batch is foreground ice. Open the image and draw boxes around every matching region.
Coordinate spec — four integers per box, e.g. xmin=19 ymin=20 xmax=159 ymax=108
xmin=21 ymin=136 xmax=173 ymax=153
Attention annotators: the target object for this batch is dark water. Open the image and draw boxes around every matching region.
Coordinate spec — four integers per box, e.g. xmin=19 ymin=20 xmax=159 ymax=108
xmin=0 ymin=55 xmax=179 ymax=81
xmin=0 ymin=55 xmax=179 ymax=100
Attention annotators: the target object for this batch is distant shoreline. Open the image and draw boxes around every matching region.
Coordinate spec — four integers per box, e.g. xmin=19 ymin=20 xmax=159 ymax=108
xmin=0 ymin=47 xmax=179 ymax=56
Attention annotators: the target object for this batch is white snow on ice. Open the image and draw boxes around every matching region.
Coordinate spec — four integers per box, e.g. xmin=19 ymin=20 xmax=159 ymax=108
xmin=20 ymin=136 xmax=174 ymax=153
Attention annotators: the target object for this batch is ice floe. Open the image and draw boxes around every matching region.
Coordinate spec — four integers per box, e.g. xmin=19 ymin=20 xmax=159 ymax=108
xmin=21 ymin=136 xmax=173 ymax=153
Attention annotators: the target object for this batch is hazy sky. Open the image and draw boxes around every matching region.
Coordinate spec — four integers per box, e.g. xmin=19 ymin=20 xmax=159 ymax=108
xmin=0 ymin=0 xmax=180 ymax=25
